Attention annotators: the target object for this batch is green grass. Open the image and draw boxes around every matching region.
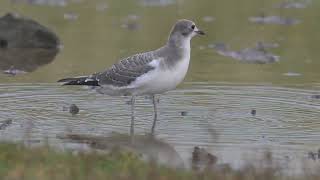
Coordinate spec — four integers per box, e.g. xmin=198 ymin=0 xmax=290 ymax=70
xmin=0 ymin=143 xmax=319 ymax=180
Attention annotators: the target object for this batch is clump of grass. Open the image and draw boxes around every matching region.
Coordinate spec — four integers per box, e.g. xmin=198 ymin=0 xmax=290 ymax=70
xmin=0 ymin=143 xmax=319 ymax=180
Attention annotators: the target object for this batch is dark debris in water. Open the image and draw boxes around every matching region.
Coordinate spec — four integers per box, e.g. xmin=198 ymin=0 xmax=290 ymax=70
xmin=0 ymin=119 xmax=13 ymax=130
xmin=251 ymin=109 xmax=256 ymax=116
xmin=69 ymin=104 xmax=79 ymax=115
xmin=210 ymin=42 xmax=280 ymax=64
xmin=249 ymin=15 xmax=301 ymax=25
xmin=181 ymin=111 xmax=188 ymax=116
xmin=308 ymin=149 xmax=320 ymax=161
xmin=63 ymin=104 xmax=80 ymax=115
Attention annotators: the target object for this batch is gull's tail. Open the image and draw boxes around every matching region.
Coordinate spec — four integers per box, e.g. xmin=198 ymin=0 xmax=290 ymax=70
xmin=57 ymin=76 xmax=100 ymax=86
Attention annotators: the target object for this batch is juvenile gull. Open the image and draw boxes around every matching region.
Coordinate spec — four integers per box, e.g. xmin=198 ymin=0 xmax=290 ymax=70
xmin=58 ymin=19 xmax=205 ymax=136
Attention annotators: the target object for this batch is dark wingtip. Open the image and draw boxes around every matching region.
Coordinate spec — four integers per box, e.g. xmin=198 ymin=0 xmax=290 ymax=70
xmin=57 ymin=78 xmax=75 ymax=83
xmin=57 ymin=77 xmax=100 ymax=86
xmin=57 ymin=79 xmax=66 ymax=83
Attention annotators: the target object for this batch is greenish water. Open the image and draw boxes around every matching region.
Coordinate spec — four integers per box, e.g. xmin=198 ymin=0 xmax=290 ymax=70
xmin=0 ymin=0 xmax=319 ymax=169
xmin=0 ymin=0 xmax=320 ymax=85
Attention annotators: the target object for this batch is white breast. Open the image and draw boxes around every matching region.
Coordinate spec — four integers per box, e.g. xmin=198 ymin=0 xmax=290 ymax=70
xmin=130 ymin=55 xmax=190 ymax=95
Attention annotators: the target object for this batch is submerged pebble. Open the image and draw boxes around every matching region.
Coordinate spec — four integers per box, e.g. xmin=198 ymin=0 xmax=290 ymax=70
xmin=0 ymin=119 xmax=12 ymax=130
xmin=251 ymin=109 xmax=256 ymax=116
xmin=307 ymin=148 xmax=320 ymax=160
xmin=63 ymin=104 xmax=79 ymax=115
xmin=308 ymin=151 xmax=316 ymax=160
xmin=69 ymin=104 xmax=79 ymax=115
xmin=181 ymin=111 xmax=188 ymax=116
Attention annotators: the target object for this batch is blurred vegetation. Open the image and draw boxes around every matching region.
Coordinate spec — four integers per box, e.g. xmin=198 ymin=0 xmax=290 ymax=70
xmin=0 ymin=143 xmax=319 ymax=180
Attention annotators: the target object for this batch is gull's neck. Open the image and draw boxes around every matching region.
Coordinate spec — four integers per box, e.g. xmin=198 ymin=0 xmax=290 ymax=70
xmin=167 ymin=33 xmax=191 ymax=51
xmin=154 ymin=33 xmax=191 ymax=70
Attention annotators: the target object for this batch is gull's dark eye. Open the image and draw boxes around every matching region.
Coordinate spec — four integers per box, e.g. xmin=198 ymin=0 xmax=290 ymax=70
xmin=191 ymin=25 xmax=195 ymax=30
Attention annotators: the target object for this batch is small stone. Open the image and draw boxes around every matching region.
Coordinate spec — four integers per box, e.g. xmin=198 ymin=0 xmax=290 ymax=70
xmin=181 ymin=111 xmax=188 ymax=116
xmin=0 ymin=119 xmax=12 ymax=130
xmin=251 ymin=109 xmax=256 ymax=116
xmin=69 ymin=104 xmax=79 ymax=115
xmin=311 ymin=95 xmax=320 ymax=99
xmin=308 ymin=151 xmax=316 ymax=160
xmin=192 ymin=146 xmax=200 ymax=162
xmin=207 ymin=152 xmax=218 ymax=165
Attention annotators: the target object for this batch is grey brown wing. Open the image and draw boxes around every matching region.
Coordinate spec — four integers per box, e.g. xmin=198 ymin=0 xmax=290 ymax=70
xmin=96 ymin=52 xmax=157 ymax=87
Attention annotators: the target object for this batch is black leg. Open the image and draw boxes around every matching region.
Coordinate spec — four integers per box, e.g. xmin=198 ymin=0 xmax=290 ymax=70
xmin=130 ymin=96 xmax=135 ymax=142
xmin=151 ymin=95 xmax=158 ymax=135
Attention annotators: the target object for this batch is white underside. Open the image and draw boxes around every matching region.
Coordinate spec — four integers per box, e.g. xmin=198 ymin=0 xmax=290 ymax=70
xmin=131 ymin=56 xmax=190 ymax=95
xmin=98 ymin=55 xmax=190 ymax=96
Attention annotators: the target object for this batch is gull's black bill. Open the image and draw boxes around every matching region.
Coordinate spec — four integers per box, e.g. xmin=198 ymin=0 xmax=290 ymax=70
xmin=195 ymin=30 xmax=205 ymax=35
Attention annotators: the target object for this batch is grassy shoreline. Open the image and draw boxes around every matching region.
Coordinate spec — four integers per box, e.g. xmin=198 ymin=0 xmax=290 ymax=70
xmin=0 ymin=143 xmax=319 ymax=180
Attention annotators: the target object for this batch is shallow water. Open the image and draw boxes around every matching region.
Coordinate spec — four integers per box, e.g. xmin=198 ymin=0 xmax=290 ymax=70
xmin=0 ymin=0 xmax=320 ymax=169
xmin=0 ymin=83 xmax=319 ymax=168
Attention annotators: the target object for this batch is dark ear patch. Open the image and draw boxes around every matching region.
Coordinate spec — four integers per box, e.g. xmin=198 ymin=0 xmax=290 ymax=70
xmin=182 ymin=32 xmax=189 ymax=36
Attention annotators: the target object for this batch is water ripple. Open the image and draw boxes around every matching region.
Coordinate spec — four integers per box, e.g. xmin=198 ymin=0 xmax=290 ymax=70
xmin=0 ymin=83 xmax=319 ymax=166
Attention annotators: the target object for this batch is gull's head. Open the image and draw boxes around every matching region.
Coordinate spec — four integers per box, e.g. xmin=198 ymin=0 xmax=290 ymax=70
xmin=168 ymin=19 xmax=205 ymax=47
